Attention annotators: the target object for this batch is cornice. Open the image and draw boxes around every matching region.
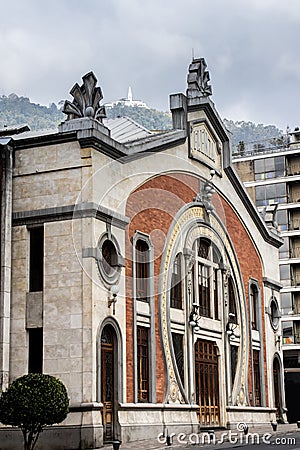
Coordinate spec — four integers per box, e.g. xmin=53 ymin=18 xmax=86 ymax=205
xmin=12 ymin=202 xmax=129 ymax=229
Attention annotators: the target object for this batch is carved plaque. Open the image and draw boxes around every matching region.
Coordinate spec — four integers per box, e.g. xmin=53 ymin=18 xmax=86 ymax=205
xmin=190 ymin=121 xmax=222 ymax=171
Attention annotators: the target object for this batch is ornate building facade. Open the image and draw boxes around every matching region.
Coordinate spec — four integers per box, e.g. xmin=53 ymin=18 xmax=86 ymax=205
xmin=0 ymin=60 xmax=285 ymax=448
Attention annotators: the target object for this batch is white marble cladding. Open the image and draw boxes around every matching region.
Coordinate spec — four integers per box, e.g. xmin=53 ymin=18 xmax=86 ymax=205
xmin=10 ymin=225 xmax=28 ymax=379
xmin=13 ymin=141 xmax=89 ymax=213
xmin=43 ymin=220 xmax=86 ymax=404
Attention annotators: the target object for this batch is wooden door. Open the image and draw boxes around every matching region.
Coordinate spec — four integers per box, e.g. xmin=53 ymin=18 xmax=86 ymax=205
xmin=101 ymin=325 xmax=115 ymax=442
xmin=273 ymin=358 xmax=281 ymax=420
xmin=195 ymin=339 xmax=220 ymax=426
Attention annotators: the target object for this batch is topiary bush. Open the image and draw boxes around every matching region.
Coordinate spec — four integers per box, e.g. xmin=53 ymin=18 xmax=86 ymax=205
xmin=0 ymin=373 xmax=69 ymax=450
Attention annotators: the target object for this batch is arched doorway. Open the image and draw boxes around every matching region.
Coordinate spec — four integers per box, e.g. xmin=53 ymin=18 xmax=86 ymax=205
xmin=273 ymin=357 xmax=282 ymax=422
xmin=101 ymin=324 xmax=118 ymax=442
xmin=195 ymin=339 xmax=220 ymax=426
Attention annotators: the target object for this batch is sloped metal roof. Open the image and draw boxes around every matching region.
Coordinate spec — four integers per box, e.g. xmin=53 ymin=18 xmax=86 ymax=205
xmin=103 ymin=116 xmax=153 ymax=143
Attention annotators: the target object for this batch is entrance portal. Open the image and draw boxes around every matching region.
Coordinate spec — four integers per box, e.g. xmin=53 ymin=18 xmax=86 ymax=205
xmin=101 ymin=324 xmax=117 ymax=442
xmin=273 ymin=357 xmax=282 ymax=421
xmin=195 ymin=339 xmax=220 ymax=426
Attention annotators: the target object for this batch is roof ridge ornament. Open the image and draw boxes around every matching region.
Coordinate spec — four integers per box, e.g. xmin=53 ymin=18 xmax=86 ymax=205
xmin=187 ymin=57 xmax=212 ymax=98
xmin=62 ymin=72 xmax=106 ymax=122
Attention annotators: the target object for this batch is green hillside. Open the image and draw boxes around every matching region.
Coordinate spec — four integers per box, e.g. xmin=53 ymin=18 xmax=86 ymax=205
xmin=0 ymin=94 xmax=64 ymax=130
xmin=223 ymin=118 xmax=283 ymax=153
xmin=0 ymin=94 xmax=284 ymax=151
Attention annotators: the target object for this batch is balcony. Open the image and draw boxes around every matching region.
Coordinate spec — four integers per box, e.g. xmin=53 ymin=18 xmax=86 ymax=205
xmin=283 ymin=334 xmax=300 ymax=345
xmin=290 ymin=220 xmax=300 ymax=231
xmin=291 ymin=247 xmax=300 ymax=259
xmin=292 ymin=280 xmax=300 ymax=287
xmin=288 ymin=195 xmax=300 ymax=204
xmin=291 ymin=276 xmax=300 ymax=287
xmin=286 ymin=158 xmax=300 ymax=176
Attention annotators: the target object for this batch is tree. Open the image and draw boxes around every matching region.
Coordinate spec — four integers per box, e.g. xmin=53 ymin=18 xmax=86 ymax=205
xmin=237 ymin=140 xmax=245 ymax=155
xmin=0 ymin=373 xmax=69 ymax=450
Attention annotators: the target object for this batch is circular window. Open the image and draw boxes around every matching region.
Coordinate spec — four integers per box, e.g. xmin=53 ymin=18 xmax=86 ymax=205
xmin=269 ymin=296 xmax=280 ymax=331
xmin=97 ymin=235 xmax=122 ymax=285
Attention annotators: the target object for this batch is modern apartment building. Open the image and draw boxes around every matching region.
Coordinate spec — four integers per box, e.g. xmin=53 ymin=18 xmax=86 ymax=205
xmin=233 ymin=131 xmax=300 ymax=423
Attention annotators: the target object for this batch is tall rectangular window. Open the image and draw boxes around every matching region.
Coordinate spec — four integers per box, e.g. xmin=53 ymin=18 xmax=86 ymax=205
xmin=136 ymin=239 xmax=149 ymax=302
xmin=198 ymin=263 xmax=210 ymax=317
xmin=170 ymin=254 xmax=183 ymax=309
xmin=228 ymin=277 xmax=237 ymax=323
xmin=230 ymin=345 xmax=238 ymax=387
xmin=29 ymin=227 xmax=44 ymax=292
xmin=213 ymin=268 xmax=219 ymax=320
xmin=253 ymin=350 xmax=261 ymax=406
xmin=250 ymin=284 xmax=258 ymax=330
xmin=28 ymin=328 xmax=43 ymax=373
xmin=137 ymin=326 xmax=149 ymax=402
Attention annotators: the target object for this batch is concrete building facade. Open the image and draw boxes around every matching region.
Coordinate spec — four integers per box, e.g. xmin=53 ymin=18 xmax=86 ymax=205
xmin=0 ymin=60 xmax=285 ymax=449
xmin=233 ymin=131 xmax=300 ymax=423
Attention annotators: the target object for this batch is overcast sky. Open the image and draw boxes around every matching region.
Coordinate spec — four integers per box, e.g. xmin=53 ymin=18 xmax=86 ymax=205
xmin=1 ymin=0 xmax=300 ymax=130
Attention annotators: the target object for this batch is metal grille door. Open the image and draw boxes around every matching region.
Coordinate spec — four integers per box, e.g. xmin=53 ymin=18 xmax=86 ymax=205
xmin=195 ymin=339 xmax=220 ymax=426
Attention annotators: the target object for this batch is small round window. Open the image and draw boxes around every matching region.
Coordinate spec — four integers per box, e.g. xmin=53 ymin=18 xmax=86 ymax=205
xmin=269 ymin=296 xmax=280 ymax=331
xmin=97 ymin=235 xmax=122 ymax=285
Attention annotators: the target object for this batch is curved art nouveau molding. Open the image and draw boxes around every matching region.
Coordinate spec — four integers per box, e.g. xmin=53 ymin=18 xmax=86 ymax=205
xmin=159 ymin=203 xmax=249 ymax=406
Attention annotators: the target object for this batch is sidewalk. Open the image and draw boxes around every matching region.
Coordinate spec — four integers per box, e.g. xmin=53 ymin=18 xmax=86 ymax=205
xmin=112 ymin=422 xmax=299 ymax=450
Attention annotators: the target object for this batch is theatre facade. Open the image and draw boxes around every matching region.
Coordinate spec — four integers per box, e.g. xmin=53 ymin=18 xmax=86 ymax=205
xmin=0 ymin=59 xmax=286 ymax=448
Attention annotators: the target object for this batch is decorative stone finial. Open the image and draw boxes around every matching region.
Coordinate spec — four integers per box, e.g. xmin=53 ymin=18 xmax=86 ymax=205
xmin=187 ymin=58 xmax=212 ymax=98
xmin=62 ymin=72 xmax=106 ymax=122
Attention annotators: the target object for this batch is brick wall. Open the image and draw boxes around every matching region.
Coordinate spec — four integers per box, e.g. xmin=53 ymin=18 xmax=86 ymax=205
xmin=125 ymin=172 xmax=268 ymax=405
xmin=125 ymin=173 xmax=198 ymax=402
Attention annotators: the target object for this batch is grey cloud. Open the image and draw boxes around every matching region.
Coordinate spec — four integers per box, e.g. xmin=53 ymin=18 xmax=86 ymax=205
xmin=0 ymin=0 xmax=300 ymax=129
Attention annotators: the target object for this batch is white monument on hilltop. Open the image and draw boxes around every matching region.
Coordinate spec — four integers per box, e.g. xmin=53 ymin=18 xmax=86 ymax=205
xmin=106 ymin=87 xmax=148 ymax=108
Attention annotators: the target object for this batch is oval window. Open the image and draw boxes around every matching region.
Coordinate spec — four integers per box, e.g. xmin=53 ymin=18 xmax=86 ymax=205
xmin=97 ymin=235 xmax=122 ymax=285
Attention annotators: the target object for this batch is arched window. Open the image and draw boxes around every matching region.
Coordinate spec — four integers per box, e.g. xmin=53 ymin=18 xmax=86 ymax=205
xmin=136 ymin=239 xmax=150 ymax=302
xmin=170 ymin=253 xmax=183 ymax=309
xmin=193 ymin=238 xmax=221 ymax=319
xmin=250 ymin=284 xmax=258 ymax=330
xmin=228 ymin=277 xmax=238 ymax=324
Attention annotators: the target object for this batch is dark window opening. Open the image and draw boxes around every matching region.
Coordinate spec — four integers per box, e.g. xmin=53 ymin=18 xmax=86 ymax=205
xmin=29 ymin=227 xmax=44 ymax=292
xmin=170 ymin=254 xmax=183 ymax=309
xmin=213 ymin=268 xmax=219 ymax=320
xmin=102 ymin=239 xmax=118 ymax=276
xmin=28 ymin=328 xmax=43 ymax=373
xmin=137 ymin=326 xmax=149 ymax=402
xmin=230 ymin=345 xmax=238 ymax=387
xmin=172 ymin=333 xmax=184 ymax=385
xmin=136 ymin=240 xmax=149 ymax=302
xmin=198 ymin=239 xmax=210 ymax=259
xmin=250 ymin=284 xmax=258 ymax=330
xmin=228 ymin=277 xmax=237 ymax=323
xmin=253 ymin=349 xmax=261 ymax=406
xmin=198 ymin=263 xmax=211 ymax=317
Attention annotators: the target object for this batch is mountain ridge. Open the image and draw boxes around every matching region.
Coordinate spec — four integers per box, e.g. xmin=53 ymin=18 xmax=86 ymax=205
xmin=0 ymin=93 xmax=284 ymax=151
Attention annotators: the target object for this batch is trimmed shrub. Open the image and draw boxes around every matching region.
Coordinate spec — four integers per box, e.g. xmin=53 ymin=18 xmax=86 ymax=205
xmin=0 ymin=373 xmax=69 ymax=450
